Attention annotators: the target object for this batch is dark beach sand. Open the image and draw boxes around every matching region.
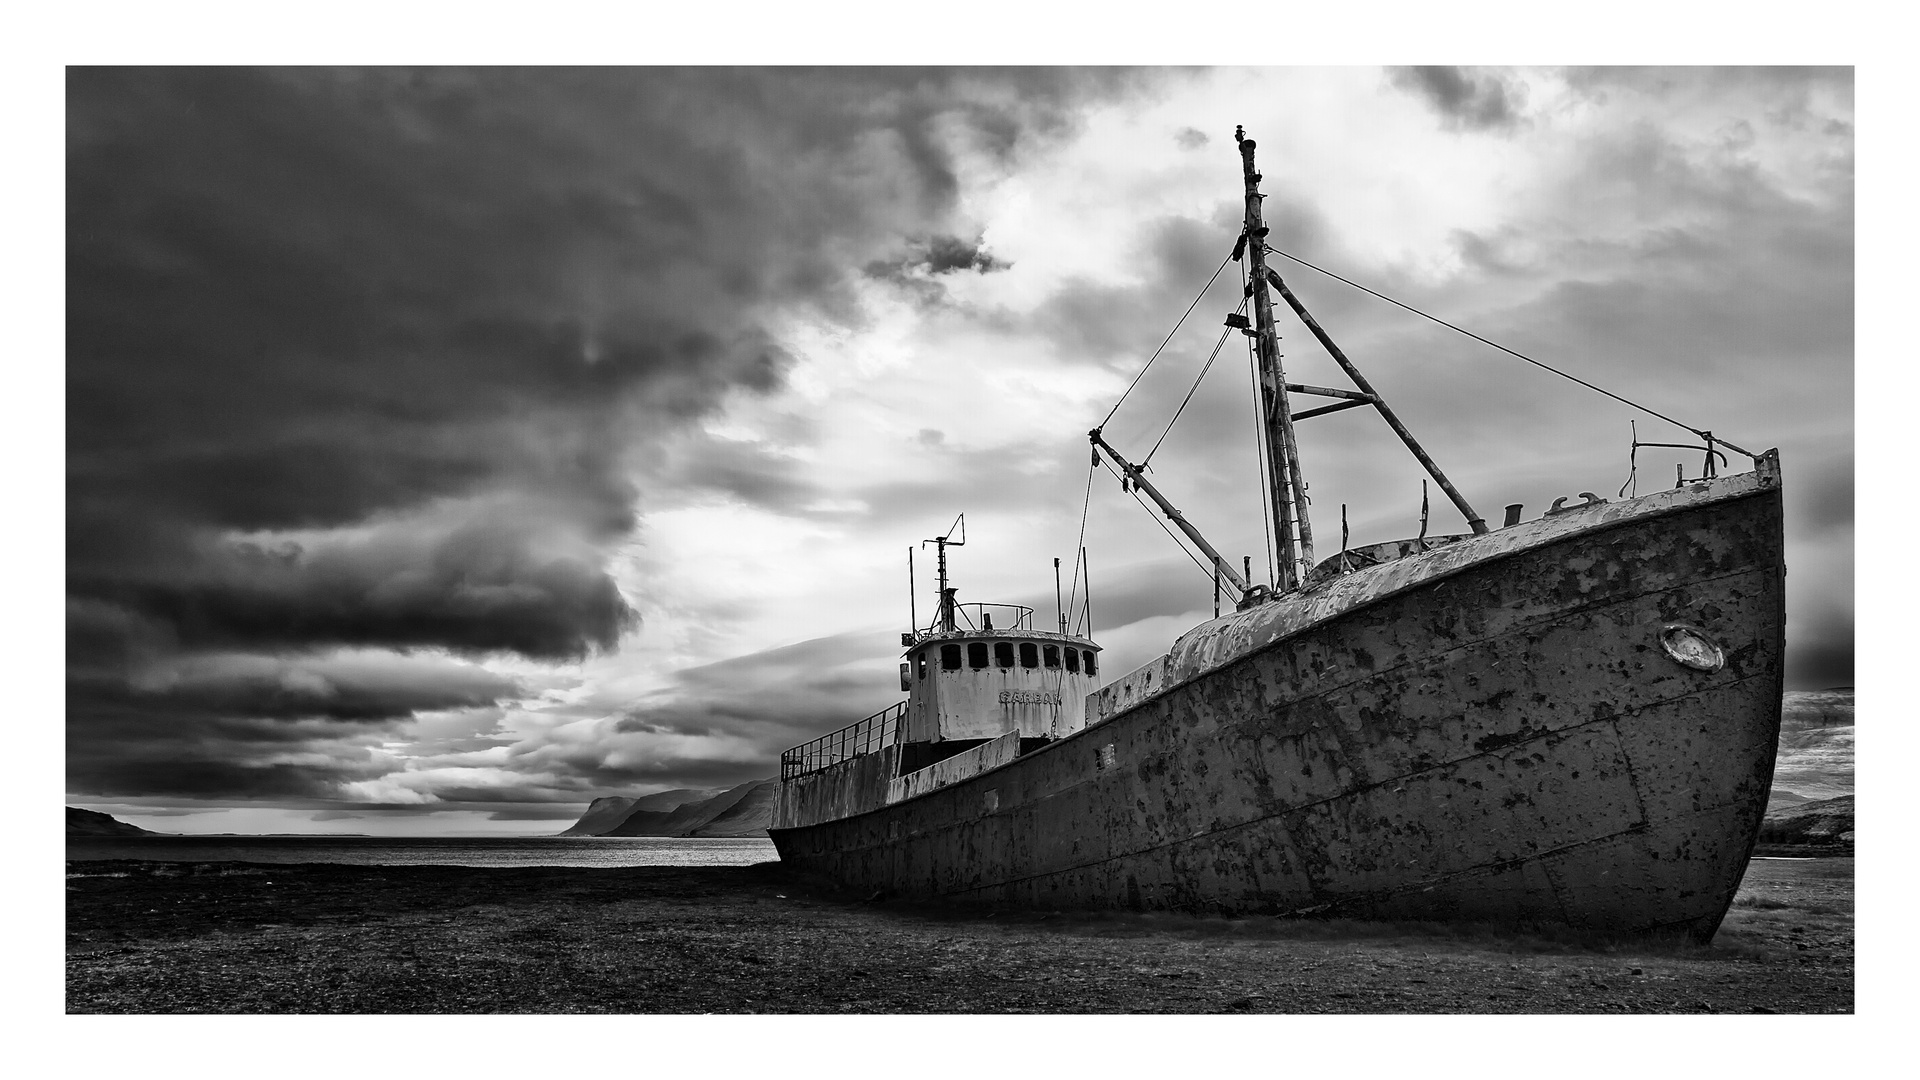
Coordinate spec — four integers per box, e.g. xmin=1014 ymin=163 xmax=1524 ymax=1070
xmin=66 ymin=856 xmax=1852 ymax=1014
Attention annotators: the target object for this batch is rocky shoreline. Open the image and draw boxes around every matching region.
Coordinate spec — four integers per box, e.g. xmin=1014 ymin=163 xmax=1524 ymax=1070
xmin=67 ymin=856 xmax=1852 ymax=1014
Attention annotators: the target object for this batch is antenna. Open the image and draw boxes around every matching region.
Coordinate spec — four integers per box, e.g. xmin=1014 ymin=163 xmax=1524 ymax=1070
xmin=921 ymin=513 xmax=966 ymax=633
xmin=908 ymin=546 xmax=917 ymax=638
xmin=1054 ymin=557 xmax=1065 ymax=634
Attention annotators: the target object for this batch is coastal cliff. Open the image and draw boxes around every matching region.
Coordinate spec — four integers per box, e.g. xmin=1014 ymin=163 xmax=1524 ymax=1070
xmin=559 ymin=779 xmax=775 ymax=837
xmin=67 ymin=807 xmax=156 ymax=837
xmin=558 ymin=789 xmax=719 ymax=837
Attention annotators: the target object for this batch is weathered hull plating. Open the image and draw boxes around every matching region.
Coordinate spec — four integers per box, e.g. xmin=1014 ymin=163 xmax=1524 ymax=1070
xmin=771 ymin=459 xmax=1785 ymax=940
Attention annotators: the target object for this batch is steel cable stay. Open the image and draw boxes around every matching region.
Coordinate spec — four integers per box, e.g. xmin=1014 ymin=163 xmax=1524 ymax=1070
xmin=1098 ymin=251 xmax=1236 ymax=431
xmin=1064 ymin=456 xmax=1096 ymax=635
xmin=1262 ymin=245 xmax=1755 ymax=461
xmin=1074 ymin=241 xmax=1245 ymax=622
xmin=1141 ymin=308 xmax=1243 ymax=468
xmin=1242 ymin=258 xmax=1278 ymax=590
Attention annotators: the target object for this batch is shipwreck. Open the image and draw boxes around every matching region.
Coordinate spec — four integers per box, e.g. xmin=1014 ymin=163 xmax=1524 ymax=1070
xmin=770 ymin=127 xmax=1784 ymax=941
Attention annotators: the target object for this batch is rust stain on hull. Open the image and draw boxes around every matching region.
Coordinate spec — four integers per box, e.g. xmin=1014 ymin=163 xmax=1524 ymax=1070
xmin=772 ymin=461 xmax=1785 ymax=941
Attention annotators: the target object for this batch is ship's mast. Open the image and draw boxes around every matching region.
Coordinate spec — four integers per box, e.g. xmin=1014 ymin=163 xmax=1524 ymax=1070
xmin=1238 ymin=126 xmax=1314 ymax=591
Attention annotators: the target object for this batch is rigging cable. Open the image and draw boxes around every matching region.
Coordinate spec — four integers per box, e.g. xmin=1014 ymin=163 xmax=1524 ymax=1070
xmin=1264 ymin=245 xmax=1751 ymax=455
xmin=1250 ymin=349 xmax=1278 ymax=586
xmin=1241 ymin=257 xmax=1278 ymax=589
xmin=1099 ymin=251 xmax=1236 ymax=429
xmin=1065 ymin=455 xmax=1096 ymax=633
xmin=1141 ymin=310 xmax=1242 ymax=467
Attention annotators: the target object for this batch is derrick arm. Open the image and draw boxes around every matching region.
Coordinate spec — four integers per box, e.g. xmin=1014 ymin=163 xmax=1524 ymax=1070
xmin=1090 ymin=429 xmax=1253 ymax=598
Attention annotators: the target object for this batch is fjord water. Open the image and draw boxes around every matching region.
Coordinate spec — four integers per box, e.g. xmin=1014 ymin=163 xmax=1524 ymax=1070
xmin=66 ymin=835 xmax=778 ymax=868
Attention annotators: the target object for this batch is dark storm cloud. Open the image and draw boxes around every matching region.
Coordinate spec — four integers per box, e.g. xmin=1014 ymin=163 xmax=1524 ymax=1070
xmin=68 ymin=67 xmax=1158 ymax=806
xmin=862 ymin=233 xmax=1008 ymax=305
xmin=114 ymin=650 xmax=517 ymax=722
xmin=922 ymin=234 xmax=1005 ymax=275
xmin=1388 ymin=66 xmax=1527 ymax=132
xmin=67 ymin=722 xmax=397 ymax=800
xmin=66 ymin=649 xmax=520 ymax=798
xmin=73 ymin=501 xmax=636 ymax=661
xmin=69 ymin=67 xmax=1139 ymax=650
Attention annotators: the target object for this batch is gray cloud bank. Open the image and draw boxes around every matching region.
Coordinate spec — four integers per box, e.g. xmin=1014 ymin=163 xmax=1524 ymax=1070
xmin=1388 ymin=66 xmax=1528 ymax=132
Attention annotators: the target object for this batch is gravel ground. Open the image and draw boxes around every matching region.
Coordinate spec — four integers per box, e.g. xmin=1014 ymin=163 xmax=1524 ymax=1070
xmin=66 ymin=856 xmax=1852 ymax=1014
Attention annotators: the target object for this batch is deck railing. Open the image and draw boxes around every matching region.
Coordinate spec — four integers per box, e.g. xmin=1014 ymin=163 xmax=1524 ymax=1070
xmin=779 ymin=701 xmax=907 ymax=782
xmin=918 ymin=602 xmax=1036 ymax=636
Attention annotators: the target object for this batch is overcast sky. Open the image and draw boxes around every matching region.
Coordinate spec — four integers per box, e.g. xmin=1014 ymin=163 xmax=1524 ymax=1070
xmin=66 ymin=67 xmax=1853 ymax=835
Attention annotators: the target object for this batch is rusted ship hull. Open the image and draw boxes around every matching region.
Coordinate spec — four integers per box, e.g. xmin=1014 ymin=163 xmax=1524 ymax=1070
xmin=771 ymin=457 xmax=1784 ymax=940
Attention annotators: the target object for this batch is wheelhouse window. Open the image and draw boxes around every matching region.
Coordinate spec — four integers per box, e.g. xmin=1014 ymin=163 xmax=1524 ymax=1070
xmin=916 ymin=652 xmax=928 ymax=679
xmin=1065 ymin=648 xmax=1080 ymax=673
xmin=1085 ymin=651 xmax=1098 ymax=676
xmin=995 ymin=642 xmax=1015 ymax=668
xmin=1020 ymin=643 xmax=1038 ymax=668
xmin=1044 ymin=644 xmax=1060 ymax=669
xmin=941 ymin=644 xmax=962 ymax=670
xmin=968 ymin=642 xmax=989 ymax=669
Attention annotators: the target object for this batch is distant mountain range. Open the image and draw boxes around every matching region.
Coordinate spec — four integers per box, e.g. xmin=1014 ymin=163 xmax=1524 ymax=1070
xmin=558 ymin=779 xmax=776 ymax=838
xmin=1757 ymin=794 xmax=1853 ymax=852
xmin=1769 ymin=688 xmax=1855 ymax=807
xmin=1756 ymin=689 xmax=1855 ymax=855
xmin=67 ymin=807 xmax=157 ymax=836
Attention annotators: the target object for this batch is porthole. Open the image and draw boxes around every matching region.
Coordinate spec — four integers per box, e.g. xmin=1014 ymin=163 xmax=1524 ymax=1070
xmin=1659 ymin=624 xmax=1725 ymax=672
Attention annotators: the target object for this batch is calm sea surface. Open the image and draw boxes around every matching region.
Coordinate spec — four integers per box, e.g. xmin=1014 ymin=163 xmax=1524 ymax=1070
xmin=66 ymin=835 xmax=778 ymax=868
